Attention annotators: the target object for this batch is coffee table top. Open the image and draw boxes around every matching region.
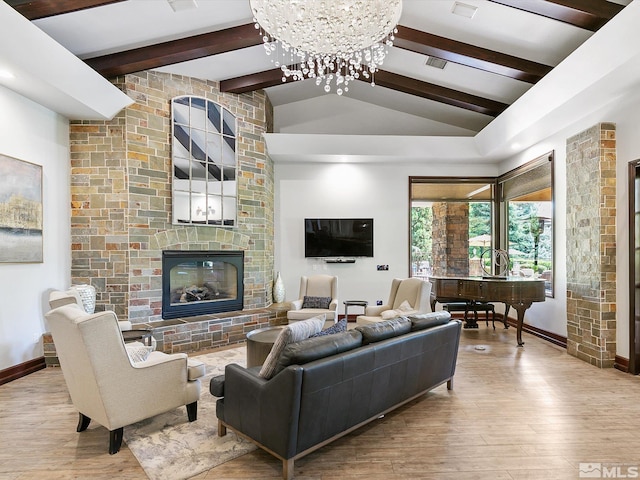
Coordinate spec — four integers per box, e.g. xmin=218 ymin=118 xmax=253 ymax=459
xmin=246 ymin=326 xmax=284 ymax=344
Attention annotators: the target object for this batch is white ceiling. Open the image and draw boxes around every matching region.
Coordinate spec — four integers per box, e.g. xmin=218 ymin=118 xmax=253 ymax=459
xmin=0 ymin=0 xmax=638 ymax=164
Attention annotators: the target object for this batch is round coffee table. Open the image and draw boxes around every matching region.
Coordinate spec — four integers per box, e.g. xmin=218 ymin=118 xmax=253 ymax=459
xmin=246 ymin=326 xmax=284 ymax=367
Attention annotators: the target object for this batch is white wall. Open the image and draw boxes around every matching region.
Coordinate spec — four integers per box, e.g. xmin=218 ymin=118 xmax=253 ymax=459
xmin=274 ymin=161 xmax=496 ymax=315
xmin=498 ymin=87 xmax=640 ymax=359
xmin=0 ymin=85 xmax=70 ymax=371
xmin=275 ymin=86 xmax=640 ymax=361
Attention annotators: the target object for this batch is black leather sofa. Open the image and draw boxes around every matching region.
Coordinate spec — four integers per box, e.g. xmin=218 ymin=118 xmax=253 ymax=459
xmin=211 ymin=312 xmax=462 ymax=480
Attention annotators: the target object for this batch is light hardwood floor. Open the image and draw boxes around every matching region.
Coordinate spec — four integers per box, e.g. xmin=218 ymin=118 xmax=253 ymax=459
xmin=3 ymin=324 xmax=640 ymax=480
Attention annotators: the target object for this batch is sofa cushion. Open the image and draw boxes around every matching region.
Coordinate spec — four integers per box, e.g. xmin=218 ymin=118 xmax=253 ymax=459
xmin=310 ymin=318 xmax=347 ymax=337
xmin=273 ymin=330 xmax=363 ymax=375
xmin=302 ymin=296 xmax=332 ymax=309
xmin=408 ymin=311 xmax=452 ymax=331
xmin=125 ymin=344 xmax=153 ymax=363
xmin=259 ymin=315 xmax=325 ymax=379
xmin=355 ymin=317 xmax=412 ymax=345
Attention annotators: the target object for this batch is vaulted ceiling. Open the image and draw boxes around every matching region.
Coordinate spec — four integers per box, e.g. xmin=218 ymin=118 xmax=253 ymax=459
xmin=4 ymin=0 xmax=631 ymax=138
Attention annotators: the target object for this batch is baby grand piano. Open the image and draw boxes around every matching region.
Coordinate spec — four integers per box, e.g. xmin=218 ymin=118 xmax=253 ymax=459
xmin=429 ymin=276 xmax=546 ymax=347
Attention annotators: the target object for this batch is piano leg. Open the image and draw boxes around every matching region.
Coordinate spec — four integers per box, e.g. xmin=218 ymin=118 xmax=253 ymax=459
xmin=513 ymin=302 xmax=533 ymax=347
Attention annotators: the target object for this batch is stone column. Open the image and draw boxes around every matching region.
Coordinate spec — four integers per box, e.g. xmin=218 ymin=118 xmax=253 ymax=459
xmin=565 ymin=123 xmax=616 ymax=367
xmin=431 ymin=202 xmax=469 ymax=277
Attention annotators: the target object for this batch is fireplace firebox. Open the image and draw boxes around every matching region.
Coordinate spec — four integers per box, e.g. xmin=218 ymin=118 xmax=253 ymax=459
xmin=162 ymin=250 xmax=244 ymax=319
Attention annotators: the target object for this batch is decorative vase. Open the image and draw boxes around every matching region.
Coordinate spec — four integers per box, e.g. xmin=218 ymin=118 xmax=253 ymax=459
xmin=273 ymin=272 xmax=285 ymax=303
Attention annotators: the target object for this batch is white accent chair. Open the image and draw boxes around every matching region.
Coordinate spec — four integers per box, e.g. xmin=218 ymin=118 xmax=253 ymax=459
xmin=44 ymin=304 xmax=203 ymax=454
xmin=48 ymin=288 xmax=133 ymax=331
xmin=356 ymin=277 xmax=432 ymax=325
xmin=286 ymin=274 xmax=338 ymax=323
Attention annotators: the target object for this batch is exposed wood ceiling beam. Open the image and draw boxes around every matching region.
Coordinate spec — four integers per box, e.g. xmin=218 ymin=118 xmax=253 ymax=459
xmin=221 ymin=68 xmax=291 ymax=94
xmin=488 ymin=0 xmax=625 ymax=31
xmin=221 ymin=67 xmax=508 ymax=117
xmin=5 ymin=0 xmax=125 ymax=20
xmin=84 ymin=23 xmax=262 ymax=78
xmin=394 ymin=26 xmax=552 ymax=84
xmin=83 ymin=21 xmax=551 ymax=87
xmin=363 ymin=70 xmax=508 ymax=117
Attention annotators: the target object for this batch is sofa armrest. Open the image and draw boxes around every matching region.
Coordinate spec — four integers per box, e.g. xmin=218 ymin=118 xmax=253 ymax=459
xmin=220 ymin=363 xmax=303 ymax=459
xmin=289 ymin=299 xmax=303 ymax=310
xmin=210 ymin=374 xmax=225 ymax=397
xmin=364 ymin=304 xmax=389 ymax=316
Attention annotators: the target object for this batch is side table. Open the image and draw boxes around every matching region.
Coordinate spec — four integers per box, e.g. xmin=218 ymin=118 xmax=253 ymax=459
xmin=122 ymin=329 xmax=153 ymax=347
xmin=343 ymin=300 xmax=368 ymax=322
xmin=246 ymin=326 xmax=284 ymax=367
xmin=268 ymin=302 xmax=292 ymax=326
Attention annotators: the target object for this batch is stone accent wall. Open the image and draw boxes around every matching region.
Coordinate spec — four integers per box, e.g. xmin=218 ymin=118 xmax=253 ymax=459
xmin=431 ymin=202 xmax=470 ymax=276
xmin=565 ymin=123 xmax=617 ymax=368
xmin=69 ymin=72 xmax=274 ymax=326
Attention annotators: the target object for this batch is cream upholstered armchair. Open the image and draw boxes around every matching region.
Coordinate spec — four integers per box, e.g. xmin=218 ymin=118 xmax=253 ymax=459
xmin=286 ymin=274 xmax=338 ymax=323
xmin=356 ymin=277 xmax=432 ymax=325
xmin=48 ymin=288 xmax=133 ymax=331
xmin=44 ymin=304 xmax=204 ymax=454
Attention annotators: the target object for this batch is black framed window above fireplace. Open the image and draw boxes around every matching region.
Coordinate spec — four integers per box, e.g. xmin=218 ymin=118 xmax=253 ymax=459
xmin=171 ymin=96 xmax=237 ymax=227
xmin=162 ymin=250 xmax=244 ymax=319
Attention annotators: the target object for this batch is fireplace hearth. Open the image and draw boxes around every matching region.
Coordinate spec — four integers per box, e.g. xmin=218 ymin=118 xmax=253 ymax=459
xmin=162 ymin=250 xmax=244 ymax=319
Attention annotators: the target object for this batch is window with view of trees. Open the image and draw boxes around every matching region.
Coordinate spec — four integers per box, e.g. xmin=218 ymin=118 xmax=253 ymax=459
xmin=499 ymin=152 xmax=554 ymax=296
xmin=409 ymin=152 xmax=554 ymax=297
xmin=410 ymin=178 xmax=495 ymax=279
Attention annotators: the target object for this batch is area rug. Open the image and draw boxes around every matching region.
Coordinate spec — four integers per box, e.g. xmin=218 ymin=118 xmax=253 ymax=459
xmin=123 ymin=346 xmax=257 ymax=480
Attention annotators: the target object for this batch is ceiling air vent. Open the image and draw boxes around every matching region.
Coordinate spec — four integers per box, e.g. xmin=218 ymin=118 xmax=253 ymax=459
xmin=167 ymin=0 xmax=198 ymax=12
xmin=425 ymin=56 xmax=448 ymax=69
xmin=451 ymin=1 xmax=478 ymax=19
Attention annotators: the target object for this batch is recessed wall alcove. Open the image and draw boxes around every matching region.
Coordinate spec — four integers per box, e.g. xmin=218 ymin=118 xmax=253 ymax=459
xmin=67 ymin=71 xmax=276 ymax=352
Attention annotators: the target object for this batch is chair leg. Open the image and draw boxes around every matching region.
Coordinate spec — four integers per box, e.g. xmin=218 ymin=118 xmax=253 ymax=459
xmin=109 ymin=427 xmax=123 ymax=455
xmin=76 ymin=413 xmax=91 ymax=432
xmin=186 ymin=401 xmax=198 ymax=422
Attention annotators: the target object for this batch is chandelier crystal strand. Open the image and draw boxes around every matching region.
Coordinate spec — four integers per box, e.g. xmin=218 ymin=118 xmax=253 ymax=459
xmin=250 ymin=0 xmax=402 ymax=95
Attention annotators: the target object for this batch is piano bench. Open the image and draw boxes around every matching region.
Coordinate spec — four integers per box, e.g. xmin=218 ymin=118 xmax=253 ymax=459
xmin=443 ymin=301 xmax=497 ymax=328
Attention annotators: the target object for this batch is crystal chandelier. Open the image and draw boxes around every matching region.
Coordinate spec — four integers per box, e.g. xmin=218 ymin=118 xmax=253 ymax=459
xmin=249 ymin=0 xmax=403 ymax=95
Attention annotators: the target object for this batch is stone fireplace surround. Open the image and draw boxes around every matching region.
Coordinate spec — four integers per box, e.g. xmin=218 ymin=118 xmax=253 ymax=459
xmin=64 ymin=71 xmax=279 ymax=356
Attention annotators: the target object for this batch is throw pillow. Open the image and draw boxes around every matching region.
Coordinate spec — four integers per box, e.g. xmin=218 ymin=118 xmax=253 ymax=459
xmin=381 ymin=309 xmax=399 ymax=320
xmin=258 ymin=315 xmax=325 ymax=379
xmin=301 ymin=296 xmax=332 ymax=309
xmin=126 ymin=344 xmax=153 ymax=363
xmin=397 ymin=300 xmax=413 ymax=312
xmin=310 ymin=318 xmax=347 ymax=337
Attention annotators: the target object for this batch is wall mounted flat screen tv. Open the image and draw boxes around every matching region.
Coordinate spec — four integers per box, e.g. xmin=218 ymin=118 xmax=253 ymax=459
xmin=305 ymin=218 xmax=374 ymax=258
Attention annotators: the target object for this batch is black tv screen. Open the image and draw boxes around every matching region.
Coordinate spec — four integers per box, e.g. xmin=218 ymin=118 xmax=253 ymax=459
xmin=304 ymin=218 xmax=374 ymax=258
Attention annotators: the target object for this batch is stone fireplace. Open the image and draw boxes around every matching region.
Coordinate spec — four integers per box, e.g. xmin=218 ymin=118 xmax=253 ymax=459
xmin=66 ymin=71 xmax=278 ymax=353
xmin=162 ymin=250 xmax=244 ymax=319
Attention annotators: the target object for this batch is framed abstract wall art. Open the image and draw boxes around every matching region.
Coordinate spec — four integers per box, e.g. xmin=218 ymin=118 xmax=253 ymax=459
xmin=0 ymin=154 xmax=43 ymax=263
